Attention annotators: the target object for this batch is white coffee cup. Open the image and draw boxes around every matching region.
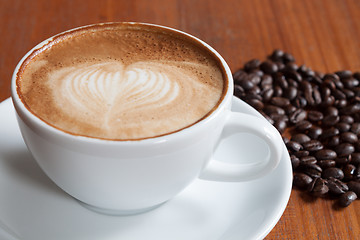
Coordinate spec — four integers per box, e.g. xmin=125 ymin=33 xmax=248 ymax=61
xmin=11 ymin=23 xmax=283 ymax=215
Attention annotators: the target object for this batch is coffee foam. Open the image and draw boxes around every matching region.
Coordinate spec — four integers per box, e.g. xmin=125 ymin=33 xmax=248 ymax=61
xmin=17 ymin=23 xmax=226 ymax=140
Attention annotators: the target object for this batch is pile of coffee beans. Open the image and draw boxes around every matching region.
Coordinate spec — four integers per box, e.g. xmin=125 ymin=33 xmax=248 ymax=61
xmin=233 ymin=49 xmax=360 ymax=207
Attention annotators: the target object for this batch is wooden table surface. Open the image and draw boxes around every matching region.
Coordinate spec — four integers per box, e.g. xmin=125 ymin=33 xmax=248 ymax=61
xmin=1 ymin=0 xmax=359 ymax=239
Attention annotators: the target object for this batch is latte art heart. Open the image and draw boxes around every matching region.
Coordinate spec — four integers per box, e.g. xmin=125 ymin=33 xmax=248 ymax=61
xmin=17 ymin=24 xmax=225 ymax=140
xmin=48 ymin=61 xmax=222 ymax=139
xmin=56 ymin=61 xmax=179 ymax=115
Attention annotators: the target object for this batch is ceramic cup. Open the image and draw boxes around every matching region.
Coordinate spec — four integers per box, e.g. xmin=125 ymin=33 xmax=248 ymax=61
xmin=11 ymin=23 xmax=283 ymax=215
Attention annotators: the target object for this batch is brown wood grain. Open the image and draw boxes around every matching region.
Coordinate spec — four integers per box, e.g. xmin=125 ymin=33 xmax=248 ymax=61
xmin=1 ymin=0 xmax=360 ymax=239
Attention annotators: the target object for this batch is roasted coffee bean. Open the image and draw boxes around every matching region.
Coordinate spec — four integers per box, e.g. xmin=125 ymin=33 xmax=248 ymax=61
xmin=301 ymin=162 xmax=322 ymax=172
xmin=287 ymin=78 xmax=299 ymax=88
xmin=243 ymin=93 xmax=262 ymax=101
xmin=260 ymin=74 xmax=273 ymax=86
xmin=293 ymin=96 xmax=307 ymax=108
xmin=285 ymin=62 xmax=299 ymax=71
xmin=284 ymin=69 xmax=302 ymax=82
xmin=251 ymin=69 xmax=264 ymax=77
xmin=321 ymin=86 xmax=331 ymax=98
xmin=322 ymin=167 xmax=344 ymax=180
xmin=293 ymin=173 xmax=313 ymax=189
xmin=286 ymin=141 xmax=303 ymax=152
xmin=324 ymin=73 xmax=340 ymax=83
xmin=244 ymin=59 xmax=261 ymax=72
xmin=289 ymin=109 xmax=307 ymax=124
xmin=290 ymin=155 xmax=300 ymax=169
xmin=335 ymin=122 xmax=351 ymax=133
xmin=323 ymin=78 xmax=337 ymax=90
xmin=318 ymin=160 xmax=336 ymax=169
xmin=335 ymin=157 xmax=351 ymax=165
xmin=350 ymin=122 xmax=360 ymax=134
xmin=343 ymin=164 xmax=356 ymax=180
xmin=325 ymin=136 xmax=339 ymax=149
xmin=340 ymin=115 xmax=354 ymax=124
xmin=238 ymin=78 xmax=255 ymax=90
xmin=262 ymin=88 xmax=274 ymax=102
xmin=307 ymin=126 xmax=323 ymax=139
xmin=270 ymin=97 xmax=290 ymax=107
xmin=269 ymin=113 xmax=288 ymax=122
xmin=313 ymin=88 xmax=322 ymax=105
xmin=300 ymin=163 xmax=322 ymax=178
xmin=310 ymin=178 xmax=329 ymax=197
xmin=274 ymin=120 xmax=286 ymax=133
xmin=247 ymin=73 xmax=262 ymax=85
xmin=283 ymin=86 xmax=298 ymax=100
xmin=340 ymin=132 xmax=358 ymax=143
xmin=291 ymin=133 xmax=311 ymax=144
xmin=335 ymin=143 xmax=355 ymax=157
xmin=276 ymin=62 xmax=285 ymax=71
xmin=234 ymin=85 xmax=245 ymax=97
xmin=325 ymin=106 xmax=339 ymax=116
xmin=320 ymin=127 xmax=340 ymax=140
xmin=342 ymin=77 xmax=359 ymax=89
xmin=295 ymin=120 xmax=312 ymax=131
xmin=285 ymin=104 xmax=297 ymax=115
xmin=327 ymin=177 xmax=349 ymax=195
xmin=246 ymin=99 xmax=264 ymax=110
xmin=301 ymin=81 xmax=316 ymax=106
xmin=269 ymin=49 xmax=284 ymax=62
xmin=300 ymin=156 xmax=317 ymax=165
xmin=335 ymin=99 xmax=348 ymax=108
xmin=304 ymin=168 xmax=322 ymax=178
xmin=350 ymin=152 xmax=360 ymax=165
xmin=283 ymin=52 xmax=295 ymax=64
xmin=338 ymin=191 xmax=357 ymax=207
xmin=332 ymin=88 xmax=346 ymax=100
xmin=347 ymin=181 xmax=360 ymax=196
xmin=341 ymin=103 xmax=360 ymax=115
xmin=247 ymin=85 xmax=261 ymax=95
xmin=274 ymin=72 xmax=288 ymax=89
xmin=293 ymin=150 xmax=310 ymax=158
xmin=298 ymin=64 xmax=311 ymax=76
xmin=315 ymin=149 xmax=337 ymax=160
xmin=273 ymin=85 xmax=283 ymax=97
xmin=322 ymin=115 xmax=340 ymax=127
xmin=233 ymin=69 xmax=247 ymax=83
xmin=353 ymin=96 xmax=360 ymax=103
xmin=303 ymin=140 xmax=323 ymax=151
xmin=341 ymin=88 xmax=355 ymax=98
xmin=263 ymin=105 xmax=285 ymax=115
xmin=335 ymin=70 xmax=353 ymax=79
xmin=261 ymin=83 xmax=272 ymax=92
xmin=307 ymin=111 xmax=324 ymax=122
xmin=321 ymin=95 xmax=336 ymax=106
xmin=260 ymin=60 xmax=278 ymax=74
xmin=313 ymin=75 xmax=323 ymax=85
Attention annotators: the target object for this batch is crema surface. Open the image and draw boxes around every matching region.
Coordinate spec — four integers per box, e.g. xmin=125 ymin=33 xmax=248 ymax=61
xmin=17 ymin=23 xmax=226 ymax=140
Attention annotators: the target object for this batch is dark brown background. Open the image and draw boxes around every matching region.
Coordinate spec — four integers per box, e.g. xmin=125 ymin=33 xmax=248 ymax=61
xmin=1 ymin=0 xmax=359 ymax=239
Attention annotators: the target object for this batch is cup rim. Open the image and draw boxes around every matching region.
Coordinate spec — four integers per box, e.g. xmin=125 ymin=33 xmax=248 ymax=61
xmin=11 ymin=22 xmax=234 ymax=144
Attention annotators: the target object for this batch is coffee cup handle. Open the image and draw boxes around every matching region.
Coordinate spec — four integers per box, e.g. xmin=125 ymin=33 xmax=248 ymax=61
xmin=199 ymin=112 xmax=283 ymax=182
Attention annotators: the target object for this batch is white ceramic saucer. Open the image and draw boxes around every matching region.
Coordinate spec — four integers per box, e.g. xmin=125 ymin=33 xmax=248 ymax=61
xmin=0 ymin=97 xmax=292 ymax=240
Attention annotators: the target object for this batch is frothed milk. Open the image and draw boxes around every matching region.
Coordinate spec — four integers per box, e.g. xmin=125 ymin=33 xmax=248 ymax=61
xmin=16 ymin=23 xmax=226 ymax=140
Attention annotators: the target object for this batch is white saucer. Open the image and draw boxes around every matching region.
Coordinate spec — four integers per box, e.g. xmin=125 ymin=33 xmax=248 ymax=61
xmin=0 ymin=97 xmax=292 ymax=240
